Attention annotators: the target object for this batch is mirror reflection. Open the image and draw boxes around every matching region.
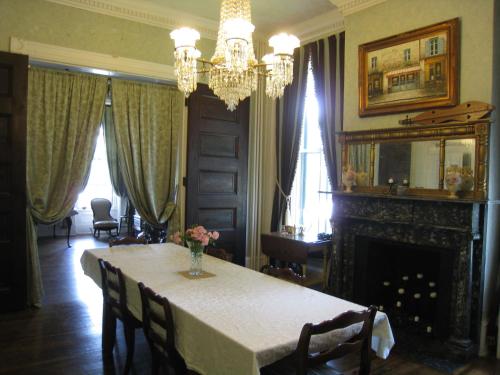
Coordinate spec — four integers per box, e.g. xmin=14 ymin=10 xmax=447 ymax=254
xmin=348 ymin=144 xmax=371 ymax=187
xmin=374 ymin=141 xmax=440 ymax=189
xmin=445 ymin=139 xmax=475 ymax=191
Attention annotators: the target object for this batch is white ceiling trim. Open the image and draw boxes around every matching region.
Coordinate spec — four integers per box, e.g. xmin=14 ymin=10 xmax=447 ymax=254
xmin=10 ymin=37 xmax=176 ymax=81
xmin=44 ymin=0 xmax=219 ymax=40
xmin=329 ymin=0 xmax=386 ymax=15
xmin=288 ymin=10 xmax=345 ymax=45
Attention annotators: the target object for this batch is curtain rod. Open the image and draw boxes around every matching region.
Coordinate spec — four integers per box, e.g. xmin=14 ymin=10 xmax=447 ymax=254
xmin=28 ymin=60 xmax=175 ymax=86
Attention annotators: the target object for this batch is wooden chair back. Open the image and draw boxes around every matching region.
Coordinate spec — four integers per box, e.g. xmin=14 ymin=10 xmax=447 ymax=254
xmin=138 ymin=282 xmax=186 ymax=373
xmin=261 ymin=265 xmax=305 ymax=285
xmin=98 ymin=259 xmax=127 ymax=317
xmin=109 ymin=236 xmax=147 ymax=247
xmin=295 ymin=306 xmax=377 ymax=375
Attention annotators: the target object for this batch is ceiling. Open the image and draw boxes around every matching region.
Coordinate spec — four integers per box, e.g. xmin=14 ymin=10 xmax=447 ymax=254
xmin=140 ymin=0 xmax=337 ymax=35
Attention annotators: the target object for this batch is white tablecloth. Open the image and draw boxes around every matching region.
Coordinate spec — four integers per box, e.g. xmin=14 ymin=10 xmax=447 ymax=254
xmin=81 ymin=243 xmax=394 ymax=375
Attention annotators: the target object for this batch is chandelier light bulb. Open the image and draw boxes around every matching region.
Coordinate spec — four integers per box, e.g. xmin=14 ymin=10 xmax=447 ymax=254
xmin=222 ymin=18 xmax=255 ymax=41
xmin=170 ymin=0 xmax=300 ymax=110
xmin=269 ymin=33 xmax=300 ymax=56
xmin=170 ymin=27 xmax=200 ymax=48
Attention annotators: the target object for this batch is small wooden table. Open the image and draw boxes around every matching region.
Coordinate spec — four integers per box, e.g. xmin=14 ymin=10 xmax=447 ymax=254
xmin=260 ymin=232 xmax=333 ymax=289
xmin=52 ymin=209 xmax=78 ymax=248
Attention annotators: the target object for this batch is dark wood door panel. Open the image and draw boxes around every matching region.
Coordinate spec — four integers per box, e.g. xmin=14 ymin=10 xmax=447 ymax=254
xmin=186 ymin=84 xmax=248 ymax=265
xmin=0 ymin=52 xmax=28 ymax=312
xmin=199 ymin=132 xmax=239 ymax=159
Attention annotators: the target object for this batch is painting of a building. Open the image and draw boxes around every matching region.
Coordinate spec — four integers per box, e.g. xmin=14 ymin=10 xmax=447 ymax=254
xmin=367 ymin=32 xmax=448 ymax=106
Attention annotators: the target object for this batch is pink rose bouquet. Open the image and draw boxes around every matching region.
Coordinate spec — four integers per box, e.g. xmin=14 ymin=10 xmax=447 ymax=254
xmin=170 ymin=225 xmax=219 ymax=250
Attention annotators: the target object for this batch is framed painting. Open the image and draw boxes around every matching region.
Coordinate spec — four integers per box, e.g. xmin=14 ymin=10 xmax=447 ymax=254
xmin=358 ymin=18 xmax=459 ymax=117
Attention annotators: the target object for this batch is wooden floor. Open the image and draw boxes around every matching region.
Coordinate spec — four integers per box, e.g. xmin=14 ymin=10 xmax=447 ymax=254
xmin=0 ymin=235 xmax=498 ymax=375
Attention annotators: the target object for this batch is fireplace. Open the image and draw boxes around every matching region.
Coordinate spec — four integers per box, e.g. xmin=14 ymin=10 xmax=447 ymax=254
xmin=330 ymin=192 xmax=485 ymax=359
xmin=353 ymin=237 xmax=454 ymax=339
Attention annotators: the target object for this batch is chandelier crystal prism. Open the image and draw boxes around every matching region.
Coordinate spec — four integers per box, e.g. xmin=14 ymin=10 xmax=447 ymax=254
xmin=170 ymin=0 xmax=300 ymax=111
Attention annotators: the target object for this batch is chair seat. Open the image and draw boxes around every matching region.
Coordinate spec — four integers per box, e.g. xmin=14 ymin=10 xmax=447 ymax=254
xmin=94 ymin=220 xmax=119 ymax=229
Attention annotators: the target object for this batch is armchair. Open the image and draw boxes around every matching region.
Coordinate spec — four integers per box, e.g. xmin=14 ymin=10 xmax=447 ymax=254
xmin=91 ymin=198 xmax=119 ymax=238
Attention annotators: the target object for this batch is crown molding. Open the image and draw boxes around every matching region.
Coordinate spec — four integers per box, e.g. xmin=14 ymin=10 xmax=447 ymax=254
xmin=10 ymin=37 xmax=176 ymax=81
xmin=43 ymin=0 xmax=219 ymax=40
xmin=286 ymin=9 xmax=345 ymax=45
xmin=329 ymin=0 xmax=386 ymax=16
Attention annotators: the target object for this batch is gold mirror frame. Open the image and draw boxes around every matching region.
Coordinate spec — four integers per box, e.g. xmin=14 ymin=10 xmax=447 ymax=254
xmin=338 ymin=120 xmax=490 ymax=200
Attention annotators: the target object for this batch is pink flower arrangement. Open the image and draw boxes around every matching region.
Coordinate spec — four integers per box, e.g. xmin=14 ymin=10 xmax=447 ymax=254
xmin=170 ymin=225 xmax=219 ymax=248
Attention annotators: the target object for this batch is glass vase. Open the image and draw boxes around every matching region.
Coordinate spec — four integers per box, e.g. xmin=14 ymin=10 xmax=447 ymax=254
xmin=187 ymin=241 xmax=204 ymax=276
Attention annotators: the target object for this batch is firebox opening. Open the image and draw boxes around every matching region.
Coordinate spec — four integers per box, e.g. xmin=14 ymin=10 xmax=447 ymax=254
xmin=353 ymin=237 xmax=454 ymax=340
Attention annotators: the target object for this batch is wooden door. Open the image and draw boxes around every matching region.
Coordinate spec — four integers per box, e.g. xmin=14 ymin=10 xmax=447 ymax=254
xmin=186 ymin=85 xmax=249 ymax=265
xmin=0 ymin=52 xmax=28 ymax=311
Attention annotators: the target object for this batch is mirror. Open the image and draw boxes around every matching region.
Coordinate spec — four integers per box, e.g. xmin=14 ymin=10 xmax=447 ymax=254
xmin=372 ymin=141 xmax=440 ymax=189
xmin=338 ymin=117 xmax=490 ymax=200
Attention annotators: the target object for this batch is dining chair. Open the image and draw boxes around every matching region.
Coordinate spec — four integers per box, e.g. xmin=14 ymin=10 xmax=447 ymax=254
xmin=261 ymin=306 xmax=377 ymax=375
xmin=138 ymin=282 xmax=190 ymax=375
xmin=261 ymin=265 xmax=305 ymax=285
xmin=109 ymin=236 xmax=147 ymax=247
xmin=98 ymin=259 xmax=142 ymax=375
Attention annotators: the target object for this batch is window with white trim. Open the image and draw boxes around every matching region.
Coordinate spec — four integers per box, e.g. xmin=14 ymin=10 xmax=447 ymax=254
xmin=288 ymin=60 xmax=333 ymax=235
xmin=76 ymin=126 xmax=116 ymax=211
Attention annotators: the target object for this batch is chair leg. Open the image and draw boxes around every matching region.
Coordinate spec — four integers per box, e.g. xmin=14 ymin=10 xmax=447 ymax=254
xmin=102 ymin=305 xmax=116 ymax=359
xmin=123 ymin=322 xmax=136 ymax=375
xmin=94 ymin=228 xmax=97 ymax=238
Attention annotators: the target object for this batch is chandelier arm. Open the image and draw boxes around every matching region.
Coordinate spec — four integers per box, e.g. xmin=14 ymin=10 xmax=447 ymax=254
xmin=196 ymin=58 xmax=214 ymax=66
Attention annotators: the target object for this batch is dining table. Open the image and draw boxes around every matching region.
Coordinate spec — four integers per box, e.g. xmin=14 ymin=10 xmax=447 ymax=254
xmin=81 ymin=243 xmax=395 ymax=375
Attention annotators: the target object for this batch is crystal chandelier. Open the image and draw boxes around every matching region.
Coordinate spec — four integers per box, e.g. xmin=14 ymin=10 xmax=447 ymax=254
xmin=170 ymin=0 xmax=300 ymax=111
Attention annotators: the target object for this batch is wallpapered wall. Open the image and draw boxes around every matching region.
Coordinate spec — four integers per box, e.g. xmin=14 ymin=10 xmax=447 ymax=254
xmin=0 ymin=0 xmax=216 ymax=66
xmin=343 ymin=0 xmax=494 ymax=131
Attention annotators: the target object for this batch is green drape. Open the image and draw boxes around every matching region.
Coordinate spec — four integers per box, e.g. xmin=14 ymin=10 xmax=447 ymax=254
xmin=103 ymin=105 xmax=127 ymax=197
xmin=111 ymin=79 xmax=182 ymax=231
xmin=27 ymin=68 xmax=107 ymax=305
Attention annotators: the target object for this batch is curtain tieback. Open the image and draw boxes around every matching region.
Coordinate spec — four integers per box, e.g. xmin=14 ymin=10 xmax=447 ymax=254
xmin=276 ymin=179 xmax=291 ymax=211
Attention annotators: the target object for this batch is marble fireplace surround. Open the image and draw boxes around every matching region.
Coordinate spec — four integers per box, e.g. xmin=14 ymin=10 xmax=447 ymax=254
xmin=330 ymin=191 xmax=485 ymax=358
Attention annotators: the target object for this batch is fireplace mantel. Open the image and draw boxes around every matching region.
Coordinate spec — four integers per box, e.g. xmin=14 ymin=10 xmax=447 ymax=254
xmin=330 ymin=191 xmax=485 ymax=359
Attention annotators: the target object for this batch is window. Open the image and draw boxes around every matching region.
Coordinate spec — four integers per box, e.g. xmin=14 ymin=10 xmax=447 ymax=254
xmin=404 ymin=48 xmax=411 ymax=62
xmin=429 ymin=38 xmax=439 ymax=56
xmin=435 ymin=62 xmax=442 ymax=77
xmin=76 ymin=126 xmax=115 ymax=210
xmin=288 ymin=61 xmax=333 ymax=235
xmin=371 ymin=56 xmax=377 ymax=69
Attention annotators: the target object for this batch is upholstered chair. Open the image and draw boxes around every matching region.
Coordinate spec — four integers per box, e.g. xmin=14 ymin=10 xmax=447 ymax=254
xmin=91 ymin=198 xmax=119 ymax=238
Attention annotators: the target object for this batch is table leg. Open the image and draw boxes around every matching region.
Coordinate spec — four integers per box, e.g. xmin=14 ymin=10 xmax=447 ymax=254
xmin=322 ymin=248 xmax=328 ymax=290
xmin=65 ymin=216 xmax=73 ymax=248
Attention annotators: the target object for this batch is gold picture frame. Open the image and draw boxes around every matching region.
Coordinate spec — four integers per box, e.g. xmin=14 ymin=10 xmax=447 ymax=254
xmin=358 ymin=18 xmax=459 ymax=117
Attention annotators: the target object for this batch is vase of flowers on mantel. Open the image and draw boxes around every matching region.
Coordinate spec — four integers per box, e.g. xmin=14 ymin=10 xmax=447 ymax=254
xmin=171 ymin=225 xmax=219 ymax=276
xmin=342 ymin=165 xmax=357 ymax=193
xmin=445 ymin=165 xmax=463 ymax=199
